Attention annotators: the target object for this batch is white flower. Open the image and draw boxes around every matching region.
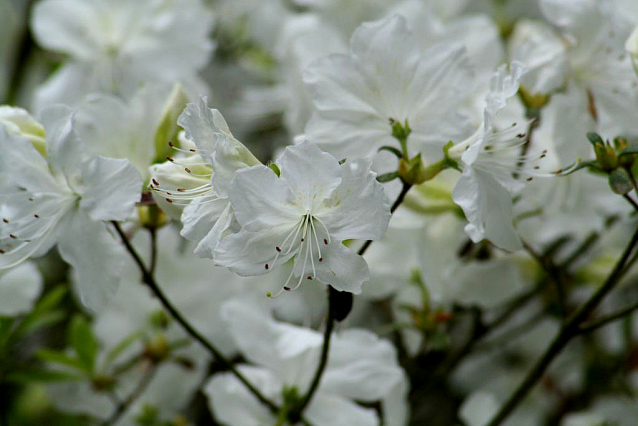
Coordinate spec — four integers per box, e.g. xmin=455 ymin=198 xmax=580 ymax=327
xmin=0 ymin=262 xmax=42 ymax=316
xmin=150 ymin=97 xmax=261 ymax=258
xmin=204 ymin=299 xmax=409 ymax=426
xmin=214 ymin=142 xmax=391 ymax=295
xmin=626 ymin=26 xmax=638 ymax=74
xmin=303 ymin=15 xmax=474 ymax=162
xmin=0 ymin=106 xmax=46 ymax=155
xmin=447 ymin=62 xmax=534 ymax=251
xmin=30 ymin=0 xmax=215 ymax=109
xmin=0 ymin=106 xmax=143 ymax=310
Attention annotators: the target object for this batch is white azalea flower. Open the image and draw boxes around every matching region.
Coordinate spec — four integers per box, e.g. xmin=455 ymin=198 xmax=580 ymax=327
xmin=30 ymin=0 xmax=215 ymax=109
xmin=0 ymin=106 xmax=143 ymax=310
xmin=303 ymin=15 xmax=474 ymax=162
xmin=204 ymin=300 xmax=408 ymax=426
xmin=0 ymin=106 xmax=46 ymax=155
xmin=150 ymin=97 xmax=261 ymax=258
xmin=0 ymin=262 xmax=42 ymax=316
xmin=214 ymin=142 xmax=391 ymax=295
xmin=447 ymin=61 xmax=539 ymax=251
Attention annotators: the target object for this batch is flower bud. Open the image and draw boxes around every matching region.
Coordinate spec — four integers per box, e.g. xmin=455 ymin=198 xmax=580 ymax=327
xmin=144 ymin=334 xmax=170 ymax=363
xmin=0 ymin=106 xmax=47 ymax=156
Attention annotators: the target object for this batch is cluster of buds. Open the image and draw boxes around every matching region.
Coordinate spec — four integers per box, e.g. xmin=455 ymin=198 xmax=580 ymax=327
xmin=586 ymin=132 xmax=637 ymax=195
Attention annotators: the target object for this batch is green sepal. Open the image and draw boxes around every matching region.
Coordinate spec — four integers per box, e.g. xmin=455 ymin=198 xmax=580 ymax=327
xmin=587 ymin=132 xmax=604 ymax=146
xmin=378 ymin=145 xmax=404 ymax=159
xmin=36 ymin=349 xmax=91 ymax=374
xmin=377 ymin=172 xmax=400 ymax=183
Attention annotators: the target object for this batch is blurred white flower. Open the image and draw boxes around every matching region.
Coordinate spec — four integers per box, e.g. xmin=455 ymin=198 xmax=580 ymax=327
xmin=303 ymin=15 xmax=474 ymax=162
xmin=214 ymin=142 xmax=391 ymax=295
xmin=0 ymin=106 xmax=143 ymax=310
xmin=31 ymin=0 xmax=215 ymax=109
xmin=204 ymin=299 xmax=409 ymax=426
xmin=0 ymin=262 xmax=42 ymax=316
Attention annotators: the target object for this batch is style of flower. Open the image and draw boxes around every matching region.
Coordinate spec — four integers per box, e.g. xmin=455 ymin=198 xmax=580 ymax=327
xmin=0 ymin=106 xmax=143 ymax=310
xmin=149 ymin=97 xmax=261 ymax=258
xmin=214 ymin=141 xmax=391 ymax=295
xmin=303 ymin=15 xmax=475 ymax=162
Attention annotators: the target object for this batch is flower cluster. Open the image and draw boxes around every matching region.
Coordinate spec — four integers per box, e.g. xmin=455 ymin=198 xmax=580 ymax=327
xmin=2 ymin=0 xmax=638 ymax=425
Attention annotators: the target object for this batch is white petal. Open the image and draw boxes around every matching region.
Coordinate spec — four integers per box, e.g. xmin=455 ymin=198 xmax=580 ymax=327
xmin=58 ymin=210 xmax=124 ymax=312
xmin=319 ymin=158 xmax=391 ymax=242
xmin=204 ymin=367 xmax=279 ymax=426
xmin=305 ymin=393 xmax=378 ymax=426
xmin=452 ymin=167 xmax=522 ymax=251
xmin=79 ymin=156 xmax=143 ymax=222
xmin=0 ymin=262 xmax=43 ymax=316
xmin=189 ymin=201 xmax=234 ymax=259
xmin=177 ymin=98 xmax=229 ymax=159
xmin=321 ymin=329 xmax=404 ymax=401
xmin=459 ymin=391 xmax=500 ymax=426
xmin=214 ymin=225 xmax=299 ymax=276
xmin=278 ymin=142 xmax=343 ymax=210
xmin=31 ymin=0 xmax=102 ymax=61
xmin=228 ymin=165 xmax=298 ymax=231
xmin=42 ymin=105 xmax=87 ymax=181
xmin=315 ymin=242 xmax=369 ymax=294
xmin=211 ymin=134 xmax=260 ymax=198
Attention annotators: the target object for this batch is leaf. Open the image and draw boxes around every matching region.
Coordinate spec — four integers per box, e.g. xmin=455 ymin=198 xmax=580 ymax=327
xmin=0 ymin=318 xmax=13 ymax=350
xmin=5 ymin=367 xmax=86 ymax=384
xmin=16 ymin=310 xmax=66 ymax=336
xmin=377 ymin=172 xmax=400 ymax=183
xmin=14 ymin=287 xmax=67 ymax=337
xmin=618 ymin=142 xmax=638 ymax=158
xmin=609 ymin=169 xmax=634 ymax=195
xmin=68 ymin=315 xmax=99 ymax=373
xmin=36 ymin=349 xmax=90 ymax=374
xmin=102 ymin=330 xmax=144 ymax=370
xmin=587 ymin=132 xmax=604 ymax=146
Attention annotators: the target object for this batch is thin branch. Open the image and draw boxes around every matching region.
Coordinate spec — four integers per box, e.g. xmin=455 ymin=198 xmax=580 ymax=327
xmin=149 ymin=228 xmax=158 ymax=276
xmin=291 ymin=287 xmax=337 ymax=419
xmin=293 ymin=181 xmax=413 ymax=419
xmin=521 ymin=240 xmax=567 ymax=317
xmin=487 ymin=224 xmax=638 ymax=426
xmin=623 ymin=194 xmax=638 ymax=213
xmin=578 ymin=299 xmax=638 ymax=334
xmin=111 ymin=222 xmax=279 ymax=413
xmin=102 ymin=362 xmax=157 ymax=426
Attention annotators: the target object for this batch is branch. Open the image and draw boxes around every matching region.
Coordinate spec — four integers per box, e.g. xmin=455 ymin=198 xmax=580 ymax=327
xmin=486 ymin=224 xmax=638 ymax=426
xmin=111 ymin=222 xmax=279 ymax=413
xmin=578 ymin=299 xmax=638 ymax=334
xmin=102 ymin=362 xmax=157 ymax=426
xmin=292 ymin=181 xmax=413 ymax=419
xmin=521 ymin=240 xmax=567 ymax=316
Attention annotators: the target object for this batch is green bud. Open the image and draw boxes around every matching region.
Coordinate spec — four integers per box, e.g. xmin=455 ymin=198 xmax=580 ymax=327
xmin=268 ymin=162 xmax=281 ymax=177
xmin=587 ymin=132 xmax=604 ymax=146
xmin=608 ymin=168 xmax=634 ymax=195
xmin=398 ymin=154 xmax=449 ymax=185
xmin=148 ymin=309 xmax=171 ymax=330
xmin=91 ymin=374 xmax=115 ymax=392
xmin=138 ymin=204 xmax=167 ymax=230
xmin=390 ymin=119 xmax=411 ymax=157
xmin=144 ymin=334 xmax=170 ymax=363
xmin=587 ymin=133 xmax=617 ymax=172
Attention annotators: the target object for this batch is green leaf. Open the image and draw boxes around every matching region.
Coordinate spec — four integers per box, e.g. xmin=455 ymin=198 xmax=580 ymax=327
xmin=36 ymin=349 xmax=90 ymax=373
xmin=17 ymin=310 xmax=66 ymax=336
xmin=377 ymin=172 xmax=399 ymax=183
xmin=14 ymin=287 xmax=67 ymax=337
xmin=0 ymin=318 xmax=13 ymax=350
xmin=6 ymin=367 xmax=86 ymax=384
xmin=609 ymin=168 xmax=634 ymax=195
xmin=102 ymin=330 xmax=144 ymax=370
xmin=68 ymin=315 xmax=99 ymax=373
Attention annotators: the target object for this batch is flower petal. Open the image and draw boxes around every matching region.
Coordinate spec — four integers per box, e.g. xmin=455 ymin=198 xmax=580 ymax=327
xmin=79 ymin=156 xmax=143 ymax=222
xmin=315 ymin=242 xmax=369 ymax=294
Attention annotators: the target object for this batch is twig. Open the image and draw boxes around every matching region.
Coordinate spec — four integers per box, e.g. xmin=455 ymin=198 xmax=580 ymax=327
xmin=111 ymin=222 xmax=279 ymax=413
xmin=149 ymin=228 xmax=158 ymax=276
xmin=487 ymin=224 xmax=638 ymax=426
xmin=521 ymin=240 xmax=567 ymax=317
xmin=578 ymin=299 xmax=638 ymax=334
xmin=623 ymin=194 xmax=638 ymax=213
xmin=102 ymin=362 xmax=157 ymax=426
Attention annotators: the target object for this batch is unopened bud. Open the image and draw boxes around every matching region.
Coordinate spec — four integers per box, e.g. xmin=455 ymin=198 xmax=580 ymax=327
xmin=144 ymin=334 xmax=170 ymax=363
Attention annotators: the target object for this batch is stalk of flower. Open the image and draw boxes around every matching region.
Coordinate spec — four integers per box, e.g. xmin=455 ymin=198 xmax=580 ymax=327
xmin=214 ymin=141 xmax=391 ymax=295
